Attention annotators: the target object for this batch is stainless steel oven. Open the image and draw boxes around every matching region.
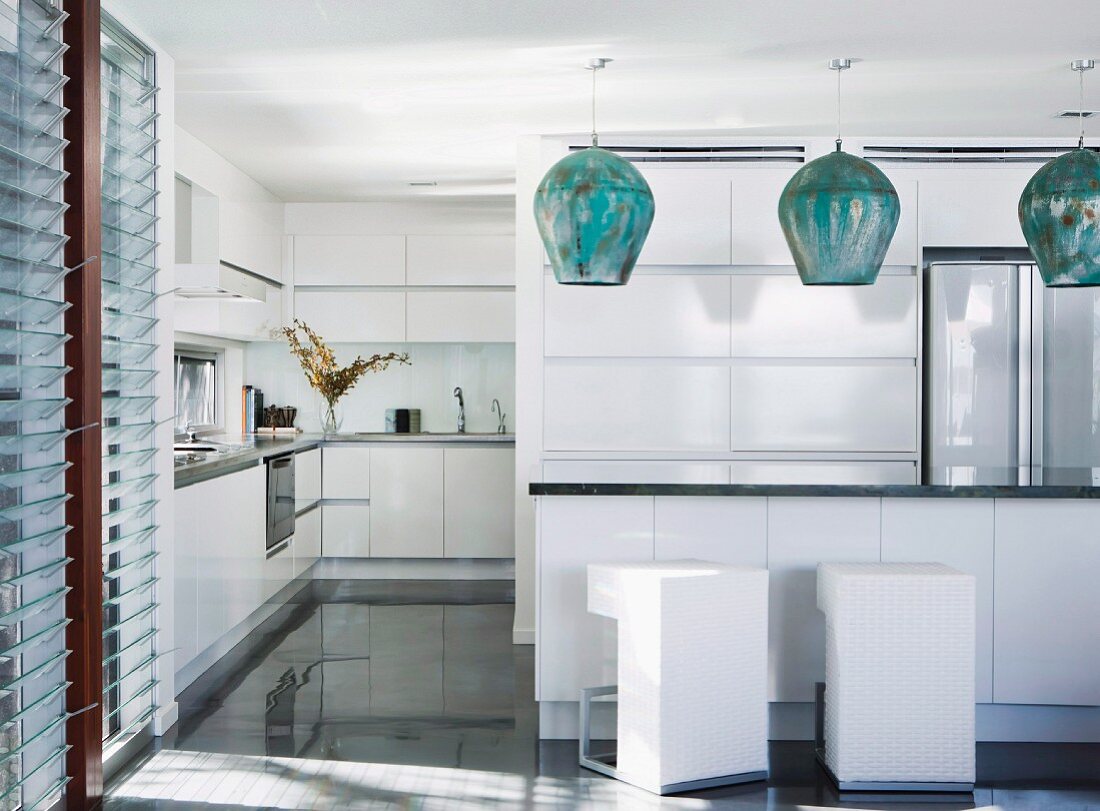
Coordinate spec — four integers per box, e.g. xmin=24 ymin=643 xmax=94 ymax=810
xmin=267 ymin=452 xmax=295 ymax=552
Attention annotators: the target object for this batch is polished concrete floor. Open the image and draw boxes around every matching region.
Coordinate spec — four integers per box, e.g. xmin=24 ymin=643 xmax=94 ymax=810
xmin=105 ymin=579 xmax=1100 ymax=810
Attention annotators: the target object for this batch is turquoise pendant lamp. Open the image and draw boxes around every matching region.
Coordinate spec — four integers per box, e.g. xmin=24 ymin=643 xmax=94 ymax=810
xmin=778 ymin=59 xmax=900 ymax=286
xmin=1019 ymin=60 xmax=1100 ymax=287
xmin=533 ymin=59 xmax=655 ymax=285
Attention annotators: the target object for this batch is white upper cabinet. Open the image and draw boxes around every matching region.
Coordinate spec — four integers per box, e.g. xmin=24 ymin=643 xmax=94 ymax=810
xmin=635 ymin=165 xmax=732 ymax=265
xmin=919 ymin=176 xmax=1030 ymax=247
xmin=293 ymin=235 xmax=406 ymax=285
xmin=406 ymin=235 xmax=515 ymax=286
xmin=294 ymin=290 xmax=405 ymax=342
xmin=729 ymin=273 xmax=918 ymax=358
xmin=883 ymin=178 xmax=919 ymax=265
xmin=406 ymin=290 xmax=514 ymax=343
xmin=544 ymin=274 xmax=731 ymax=357
xmin=730 ymin=166 xmax=796 ymax=265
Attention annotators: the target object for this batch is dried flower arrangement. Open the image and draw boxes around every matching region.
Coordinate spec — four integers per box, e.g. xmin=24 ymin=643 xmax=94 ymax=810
xmin=282 ymin=319 xmax=410 ymax=433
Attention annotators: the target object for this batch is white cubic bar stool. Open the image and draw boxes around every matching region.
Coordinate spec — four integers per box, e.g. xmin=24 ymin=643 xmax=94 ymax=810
xmin=816 ymin=562 xmax=976 ymax=792
xmin=581 ymin=560 xmax=769 ymax=795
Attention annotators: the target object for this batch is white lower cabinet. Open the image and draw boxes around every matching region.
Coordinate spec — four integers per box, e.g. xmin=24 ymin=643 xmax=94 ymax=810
xmin=262 ymin=537 xmax=295 ymax=603
xmin=993 ymin=500 xmax=1100 ymax=706
xmin=295 ymin=447 xmax=321 ymax=502
xmin=322 ymin=446 xmax=370 ymax=499
xmin=322 ymin=504 xmax=370 ymax=557
xmin=654 ymin=496 xmax=767 ymax=566
xmin=444 ymin=448 xmax=514 ymax=557
xmin=369 ymin=447 xmax=444 ymax=557
xmin=881 ymin=498 xmax=995 ymax=703
xmin=294 ymin=506 xmax=321 ymax=576
xmin=765 ymin=497 xmax=881 ymax=702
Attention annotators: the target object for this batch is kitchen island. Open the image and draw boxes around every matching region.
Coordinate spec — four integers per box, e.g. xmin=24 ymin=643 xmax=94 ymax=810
xmin=529 ymin=476 xmax=1100 ymax=743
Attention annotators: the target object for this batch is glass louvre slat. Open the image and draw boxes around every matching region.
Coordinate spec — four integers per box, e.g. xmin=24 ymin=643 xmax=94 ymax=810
xmin=102 ymin=679 xmax=157 ymax=721
xmin=101 ymin=223 xmax=157 ymax=263
xmin=101 ymin=106 xmax=158 ymax=154
xmin=101 ymin=337 xmax=156 ymax=367
xmin=0 ymin=494 xmax=70 ymax=523
xmin=102 ymin=367 xmax=156 ymax=391
xmin=102 ymin=308 xmax=156 ymax=340
xmin=101 ymin=602 xmax=156 ymax=638
xmin=101 ymin=629 xmax=154 ymax=666
xmin=0 ymin=397 xmax=71 ymax=422
xmin=0 ymin=69 xmax=67 ymax=132
xmin=101 ymin=448 xmax=156 ymax=473
xmin=0 ymin=1 xmax=66 ymax=43
xmin=0 ymin=525 xmax=69 ymax=556
xmin=0 ymin=587 xmax=70 ymax=628
xmin=100 ymin=252 xmax=156 ymax=287
xmin=0 ymin=326 xmax=69 ymax=357
xmin=101 ymin=577 xmax=156 ymax=607
xmin=0 ymin=215 xmax=68 ymax=263
xmin=0 ymin=108 xmax=67 ymax=165
xmin=0 ymin=683 xmax=67 ymax=729
xmin=101 ymin=394 xmax=156 ymax=418
xmin=22 ymin=776 xmax=71 ymax=811
xmin=0 ymin=288 xmax=70 ymax=324
xmin=101 ymin=551 xmax=155 ymax=580
xmin=0 ymin=619 xmax=69 ymax=659
xmin=0 ymin=364 xmax=69 ymax=390
xmin=100 ymin=420 xmax=158 ymax=446
xmin=0 ymin=650 xmax=69 ymax=694
xmin=0 ymin=51 xmax=67 ymax=107
xmin=101 ymin=499 xmax=156 ymax=531
xmin=101 ymin=151 xmax=155 ymax=191
xmin=0 ymin=714 xmax=66 ymax=764
xmin=0 ymin=557 xmax=70 ymax=588
xmin=0 ymin=462 xmax=70 ymax=489
xmin=101 ymin=525 xmax=154 ymax=555
xmin=0 ymin=178 xmax=69 ymax=230
xmin=0 ymin=142 xmax=69 ymax=197
xmin=100 ymin=472 xmax=157 ymax=501
xmin=0 ymin=255 xmax=69 ymax=296
xmin=102 ymin=658 xmax=156 ymax=695
xmin=0 ymin=746 xmax=70 ymax=804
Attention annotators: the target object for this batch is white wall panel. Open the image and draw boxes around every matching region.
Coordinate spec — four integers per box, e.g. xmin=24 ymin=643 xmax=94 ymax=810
xmin=883 ymin=179 xmax=919 ymax=265
xmin=729 ymin=274 xmax=918 ymax=358
xmin=654 ymin=496 xmax=767 ymax=566
xmin=921 ymin=177 xmax=1029 ymax=248
xmin=293 ymin=234 xmax=406 ymax=285
xmin=730 ymin=167 xmax=794 ymax=265
xmin=729 ymin=461 xmax=917 ymax=485
xmin=295 ymin=290 xmax=406 ymax=343
xmin=544 ymin=362 xmax=731 ymax=452
xmin=543 ymin=460 xmax=730 ymax=484
xmin=406 ymin=290 xmax=514 ymax=343
xmin=730 ymin=363 xmax=917 ymax=452
xmin=636 ymin=166 xmax=731 ymax=265
xmin=406 ymin=235 xmax=515 ymax=285
xmin=881 ymin=498 xmax=995 ymax=702
xmin=544 ymin=274 xmax=731 ymax=357
xmin=767 ymin=497 xmax=881 ymax=701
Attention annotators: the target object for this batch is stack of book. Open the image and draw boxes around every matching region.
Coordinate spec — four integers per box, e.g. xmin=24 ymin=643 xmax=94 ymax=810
xmin=241 ymin=385 xmax=263 ymax=434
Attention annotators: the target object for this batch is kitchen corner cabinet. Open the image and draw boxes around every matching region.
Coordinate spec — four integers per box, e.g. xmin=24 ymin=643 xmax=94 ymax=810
xmin=444 ymin=447 xmax=515 ymax=557
xmin=369 ymin=447 xmax=444 ymax=557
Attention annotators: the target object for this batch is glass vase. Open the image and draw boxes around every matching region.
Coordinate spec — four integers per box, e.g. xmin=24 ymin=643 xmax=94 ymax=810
xmin=318 ymin=397 xmax=343 ymax=436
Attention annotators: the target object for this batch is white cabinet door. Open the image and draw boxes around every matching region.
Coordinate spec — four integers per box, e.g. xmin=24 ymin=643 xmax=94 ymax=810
xmin=405 ymin=290 xmax=514 ymax=343
xmin=538 ymin=496 xmax=654 ymax=701
xmin=295 ymin=447 xmax=321 ymax=503
xmin=294 ymin=290 xmax=405 ymax=343
xmin=654 ymin=496 xmax=767 ymax=567
xmin=730 ymin=363 xmax=918 ymax=452
xmin=220 ymin=199 xmax=283 ymax=283
xmin=406 ymin=235 xmax=515 ymax=286
xmin=544 ymin=274 xmax=731 ymax=358
xmin=729 ymin=274 xmax=918 ymax=358
xmin=173 ymin=482 xmax=202 ymax=673
xmin=729 ymin=461 xmax=917 ymax=485
xmin=294 ymin=505 xmax=322 ymax=577
xmin=636 ymin=166 xmax=731 ymax=265
xmin=262 ymin=539 xmax=295 ymax=603
xmin=293 ymin=234 xmax=406 ymax=285
xmin=730 ymin=166 xmax=795 ymax=265
xmin=766 ymin=497 xmax=881 ymax=701
xmin=544 ymin=362 xmax=731 ymax=452
xmin=369 ymin=447 xmax=444 ymax=557
xmin=883 ymin=179 xmax=919 ymax=266
xmin=993 ymin=500 xmax=1100 ymax=705
xmin=881 ymin=498 xmax=994 ymax=702
xmin=322 ymin=447 xmax=370 ymax=499
xmin=543 ymin=460 xmax=730 ymax=485
xmin=920 ymin=177 xmax=1030 ymax=248
xmin=444 ymin=448 xmax=515 ymax=558
xmin=322 ymin=504 xmax=370 ymax=557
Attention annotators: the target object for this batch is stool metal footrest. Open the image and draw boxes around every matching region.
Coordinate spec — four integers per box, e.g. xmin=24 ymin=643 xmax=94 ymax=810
xmin=813 ymin=682 xmax=975 ymax=794
xmin=579 ymin=685 xmax=767 ymax=796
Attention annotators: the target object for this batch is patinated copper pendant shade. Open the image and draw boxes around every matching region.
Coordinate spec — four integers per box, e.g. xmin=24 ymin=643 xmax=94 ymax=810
xmin=1019 ymin=60 xmax=1100 ymax=287
xmin=533 ymin=59 xmax=655 ymax=285
xmin=778 ymin=59 xmax=900 ymax=286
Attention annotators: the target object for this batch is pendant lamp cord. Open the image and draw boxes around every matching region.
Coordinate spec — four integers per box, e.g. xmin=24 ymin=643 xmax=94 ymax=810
xmin=591 ymin=66 xmax=599 ymax=148
xmin=1079 ymin=65 xmax=1086 ymax=149
xmin=835 ymin=65 xmax=843 ymax=152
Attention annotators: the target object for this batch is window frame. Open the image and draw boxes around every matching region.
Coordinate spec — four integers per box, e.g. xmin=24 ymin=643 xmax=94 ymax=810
xmin=173 ymin=347 xmax=222 ymax=436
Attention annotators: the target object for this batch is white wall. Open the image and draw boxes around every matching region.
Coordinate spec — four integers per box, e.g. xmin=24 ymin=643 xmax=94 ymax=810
xmin=245 ymin=341 xmax=515 ymax=434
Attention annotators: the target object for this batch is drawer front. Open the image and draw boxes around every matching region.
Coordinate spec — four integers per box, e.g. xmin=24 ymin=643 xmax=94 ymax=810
xmin=322 ymin=447 xmax=370 ymax=499
xmin=295 ymin=448 xmax=321 ymax=502
xmin=322 ymin=504 xmax=370 ymax=558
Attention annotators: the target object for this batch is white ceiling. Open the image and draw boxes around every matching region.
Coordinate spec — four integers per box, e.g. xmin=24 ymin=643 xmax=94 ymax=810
xmin=109 ymin=0 xmax=1100 ymax=202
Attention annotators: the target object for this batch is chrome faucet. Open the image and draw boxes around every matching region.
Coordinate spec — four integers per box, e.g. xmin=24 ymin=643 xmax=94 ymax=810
xmin=491 ymin=398 xmax=506 ymax=434
xmin=453 ymin=387 xmax=465 ymax=433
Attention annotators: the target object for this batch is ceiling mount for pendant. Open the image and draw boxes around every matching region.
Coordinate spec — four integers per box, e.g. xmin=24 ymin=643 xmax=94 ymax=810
xmin=1019 ymin=58 xmax=1100 ymax=286
xmin=776 ymin=58 xmax=900 ymax=286
xmin=532 ymin=58 xmax=655 ymax=286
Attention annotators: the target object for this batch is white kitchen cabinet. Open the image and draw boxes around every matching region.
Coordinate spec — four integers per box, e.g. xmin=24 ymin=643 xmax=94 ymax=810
xmin=295 ymin=447 xmax=321 ymax=503
xmin=322 ymin=447 xmax=370 ymax=499
xmin=220 ymin=198 xmax=284 ymax=283
xmin=729 ymin=274 xmax=918 ymax=358
xmin=920 ymin=177 xmax=1030 ymax=248
xmin=766 ymin=497 xmax=881 ymax=701
xmin=444 ymin=448 xmax=514 ymax=558
xmin=542 ymin=460 xmax=730 ymax=485
xmin=293 ymin=234 xmax=406 ymax=285
xmin=537 ymin=496 xmax=653 ymax=701
xmin=993 ymin=500 xmax=1100 ymax=706
xmin=654 ymin=496 xmax=767 ymax=566
xmin=322 ymin=504 xmax=370 ymax=557
xmin=405 ymin=290 xmax=514 ymax=343
xmin=730 ymin=461 xmax=916 ymax=485
xmin=173 ymin=285 xmax=283 ymax=343
xmin=883 ymin=179 xmax=919 ymax=266
xmin=262 ymin=537 xmax=295 ymax=602
xmin=729 ymin=166 xmax=795 ymax=265
xmin=369 ymin=447 xmax=444 ymax=557
xmin=636 ymin=166 xmax=731 ymax=265
xmin=293 ymin=505 xmax=322 ymax=577
xmin=544 ymin=362 xmax=731 ymax=452
xmin=881 ymin=498 xmax=994 ymax=702
xmin=294 ymin=290 xmax=405 ymax=343
xmin=406 ymin=235 xmax=515 ymax=286
xmin=544 ymin=274 xmax=731 ymax=358
xmin=730 ymin=363 xmax=918 ymax=452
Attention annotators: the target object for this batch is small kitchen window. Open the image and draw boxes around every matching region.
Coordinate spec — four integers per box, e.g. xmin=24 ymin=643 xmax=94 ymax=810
xmin=174 ymin=350 xmax=219 ymax=431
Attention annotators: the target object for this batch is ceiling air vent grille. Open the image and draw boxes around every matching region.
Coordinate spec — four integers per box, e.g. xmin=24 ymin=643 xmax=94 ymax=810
xmin=568 ymin=144 xmax=806 ymax=163
xmin=864 ymin=144 xmax=1100 ymax=164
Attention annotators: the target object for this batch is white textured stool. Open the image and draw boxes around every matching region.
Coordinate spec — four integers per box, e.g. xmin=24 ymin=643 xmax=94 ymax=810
xmin=582 ymin=560 xmax=768 ymax=795
xmin=816 ymin=562 xmax=976 ymax=792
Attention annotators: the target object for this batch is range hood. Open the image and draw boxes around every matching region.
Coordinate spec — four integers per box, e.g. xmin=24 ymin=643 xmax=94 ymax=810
xmin=175 ymin=261 xmax=269 ymax=302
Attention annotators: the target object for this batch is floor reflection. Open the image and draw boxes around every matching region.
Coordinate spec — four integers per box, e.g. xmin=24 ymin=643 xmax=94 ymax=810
xmin=105 ymin=579 xmax=1100 ymax=810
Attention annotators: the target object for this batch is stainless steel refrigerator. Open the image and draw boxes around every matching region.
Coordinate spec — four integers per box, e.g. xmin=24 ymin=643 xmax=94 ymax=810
xmin=924 ymin=260 xmax=1100 ymax=485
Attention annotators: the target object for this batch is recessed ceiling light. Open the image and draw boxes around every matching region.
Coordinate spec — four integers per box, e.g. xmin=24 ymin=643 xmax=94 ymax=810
xmin=1057 ymin=110 xmax=1098 ymax=119
xmin=408 ymin=181 xmax=438 ymax=187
